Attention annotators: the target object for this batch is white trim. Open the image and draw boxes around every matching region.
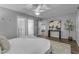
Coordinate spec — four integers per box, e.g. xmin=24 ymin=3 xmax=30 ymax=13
xmin=76 ymin=40 xmax=79 ymax=46
xmin=0 ymin=46 xmax=1 ymax=54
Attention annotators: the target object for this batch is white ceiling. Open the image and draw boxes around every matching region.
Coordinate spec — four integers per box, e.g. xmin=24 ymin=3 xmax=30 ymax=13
xmin=0 ymin=4 xmax=79 ymax=18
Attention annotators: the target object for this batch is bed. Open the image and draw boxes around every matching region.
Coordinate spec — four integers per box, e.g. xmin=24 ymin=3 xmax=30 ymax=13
xmin=4 ymin=36 xmax=50 ymax=54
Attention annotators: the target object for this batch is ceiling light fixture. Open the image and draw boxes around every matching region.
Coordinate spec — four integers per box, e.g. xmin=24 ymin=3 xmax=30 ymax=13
xmin=25 ymin=4 xmax=50 ymax=16
xmin=35 ymin=12 xmax=40 ymax=15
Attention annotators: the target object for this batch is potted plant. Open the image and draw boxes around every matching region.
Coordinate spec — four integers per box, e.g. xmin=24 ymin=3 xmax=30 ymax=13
xmin=64 ymin=19 xmax=74 ymax=41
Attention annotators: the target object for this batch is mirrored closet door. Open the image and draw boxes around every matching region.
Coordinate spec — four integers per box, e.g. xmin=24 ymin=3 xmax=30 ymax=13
xmin=28 ymin=19 xmax=34 ymax=36
xmin=17 ymin=16 xmax=34 ymax=37
xmin=17 ymin=17 xmax=26 ymax=37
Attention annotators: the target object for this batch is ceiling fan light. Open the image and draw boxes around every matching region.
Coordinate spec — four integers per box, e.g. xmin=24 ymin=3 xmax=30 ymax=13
xmin=25 ymin=4 xmax=50 ymax=16
xmin=33 ymin=4 xmax=50 ymax=12
xmin=35 ymin=12 xmax=40 ymax=15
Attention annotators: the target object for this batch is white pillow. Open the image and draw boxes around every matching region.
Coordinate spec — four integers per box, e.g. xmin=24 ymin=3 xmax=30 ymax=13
xmin=0 ymin=36 xmax=10 ymax=54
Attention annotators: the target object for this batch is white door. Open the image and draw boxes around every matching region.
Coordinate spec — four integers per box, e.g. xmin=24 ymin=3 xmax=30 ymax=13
xmin=28 ymin=19 xmax=34 ymax=36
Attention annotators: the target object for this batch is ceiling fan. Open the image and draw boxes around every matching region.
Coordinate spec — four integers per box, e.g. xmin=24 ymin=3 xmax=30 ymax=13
xmin=25 ymin=4 xmax=50 ymax=16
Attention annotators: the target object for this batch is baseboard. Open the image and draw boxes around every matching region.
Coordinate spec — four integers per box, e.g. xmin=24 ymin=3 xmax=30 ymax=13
xmin=48 ymin=36 xmax=68 ymax=40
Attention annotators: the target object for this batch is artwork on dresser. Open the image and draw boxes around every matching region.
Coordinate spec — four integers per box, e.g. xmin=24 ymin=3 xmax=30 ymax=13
xmin=49 ymin=20 xmax=61 ymax=30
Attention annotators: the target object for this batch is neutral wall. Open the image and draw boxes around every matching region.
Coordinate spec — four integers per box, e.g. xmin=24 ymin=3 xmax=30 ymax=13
xmin=76 ymin=10 xmax=79 ymax=46
xmin=38 ymin=13 xmax=76 ymax=40
xmin=0 ymin=7 xmax=18 ymax=39
xmin=0 ymin=7 xmax=39 ymax=39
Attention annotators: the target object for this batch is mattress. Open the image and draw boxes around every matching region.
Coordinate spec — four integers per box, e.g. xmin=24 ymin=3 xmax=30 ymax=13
xmin=6 ymin=36 xmax=50 ymax=54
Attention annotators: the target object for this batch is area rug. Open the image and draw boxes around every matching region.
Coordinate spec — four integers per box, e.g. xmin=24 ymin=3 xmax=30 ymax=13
xmin=50 ymin=40 xmax=71 ymax=54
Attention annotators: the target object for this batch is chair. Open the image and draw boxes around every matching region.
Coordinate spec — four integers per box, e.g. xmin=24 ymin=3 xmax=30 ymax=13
xmin=0 ymin=36 xmax=10 ymax=54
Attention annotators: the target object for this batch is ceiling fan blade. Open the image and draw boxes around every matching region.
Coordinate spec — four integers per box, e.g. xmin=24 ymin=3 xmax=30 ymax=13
xmin=32 ymin=5 xmax=46 ymax=12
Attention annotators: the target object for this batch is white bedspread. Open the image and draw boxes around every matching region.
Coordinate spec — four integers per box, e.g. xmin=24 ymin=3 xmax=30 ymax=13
xmin=6 ymin=36 xmax=50 ymax=54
